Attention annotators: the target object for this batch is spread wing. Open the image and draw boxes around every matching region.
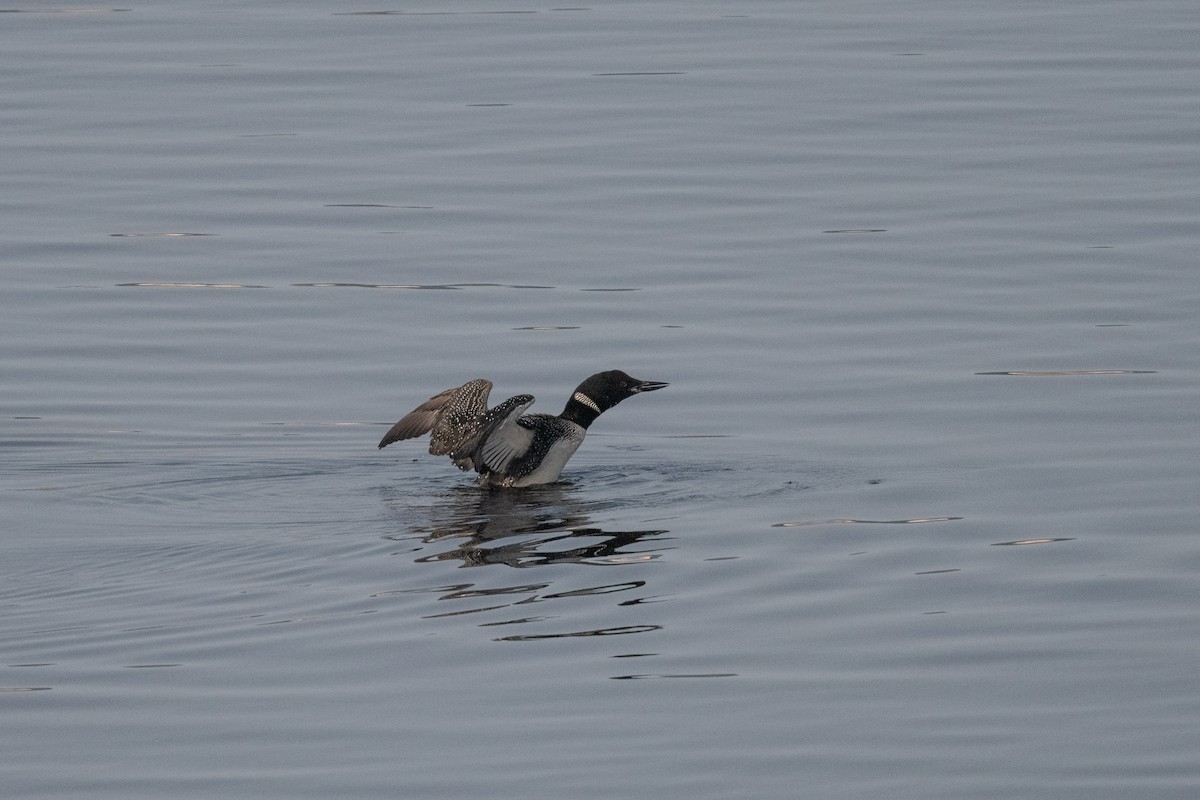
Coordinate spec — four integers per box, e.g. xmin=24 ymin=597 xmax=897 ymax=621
xmin=377 ymin=379 xmax=492 ymax=451
xmin=474 ymin=397 xmax=537 ymax=475
xmin=428 ymin=379 xmax=494 ymax=456
xmin=442 ymin=393 xmax=534 ymax=473
xmin=378 ymin=380 xmax=541 ymax=477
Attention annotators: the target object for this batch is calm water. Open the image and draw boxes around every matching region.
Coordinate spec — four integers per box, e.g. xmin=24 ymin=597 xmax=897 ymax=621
xmin=4 ymin=1 xmax=1200 ymax=797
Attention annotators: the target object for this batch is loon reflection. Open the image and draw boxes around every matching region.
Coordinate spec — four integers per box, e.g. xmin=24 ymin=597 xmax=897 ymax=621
xmin=384 ymin=482 xmax=671 ymax=569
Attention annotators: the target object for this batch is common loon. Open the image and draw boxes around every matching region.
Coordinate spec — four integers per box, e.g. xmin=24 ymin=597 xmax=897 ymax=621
xmin=378 ymin=370 xmax=668 ymax=487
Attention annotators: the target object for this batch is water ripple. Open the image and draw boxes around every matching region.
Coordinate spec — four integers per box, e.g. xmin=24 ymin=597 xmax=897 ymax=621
xmin=495 ymin=624 xmax=662 ymax=642
xmin=975 ymin=370 xmax=1156 ymax=376
xmin=772 ymin=516 xmax=962 ymax=528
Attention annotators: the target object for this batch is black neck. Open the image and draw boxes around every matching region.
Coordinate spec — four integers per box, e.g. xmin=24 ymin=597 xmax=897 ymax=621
xmin=560 ymin=395 xmax=603 ymax=429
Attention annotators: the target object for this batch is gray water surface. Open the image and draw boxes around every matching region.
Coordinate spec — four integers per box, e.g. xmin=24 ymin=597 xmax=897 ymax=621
xmin=4 ymin=2 xmax=1199 ymax=798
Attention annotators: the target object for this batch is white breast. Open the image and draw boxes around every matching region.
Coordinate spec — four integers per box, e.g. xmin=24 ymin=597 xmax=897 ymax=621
xmin=505 ymin=426 xmax=586 ymax=487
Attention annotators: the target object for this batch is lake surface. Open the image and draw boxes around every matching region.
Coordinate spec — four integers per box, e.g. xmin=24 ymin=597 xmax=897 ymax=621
xmin=3 ymin=1 xmax=1199 ymax=797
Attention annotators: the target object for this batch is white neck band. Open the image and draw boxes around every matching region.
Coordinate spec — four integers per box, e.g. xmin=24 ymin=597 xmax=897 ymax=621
xmin=573 ymin=392 xmax=602 ymax=413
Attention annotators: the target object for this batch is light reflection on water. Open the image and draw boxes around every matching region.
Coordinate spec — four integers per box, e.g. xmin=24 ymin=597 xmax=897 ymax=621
xmin=386 ymin=483 xmax=672 ymax=568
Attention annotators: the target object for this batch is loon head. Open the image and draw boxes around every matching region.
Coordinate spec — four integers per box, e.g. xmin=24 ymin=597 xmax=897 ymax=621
xmin=571 ymin=370 xmax=668 ymax=415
